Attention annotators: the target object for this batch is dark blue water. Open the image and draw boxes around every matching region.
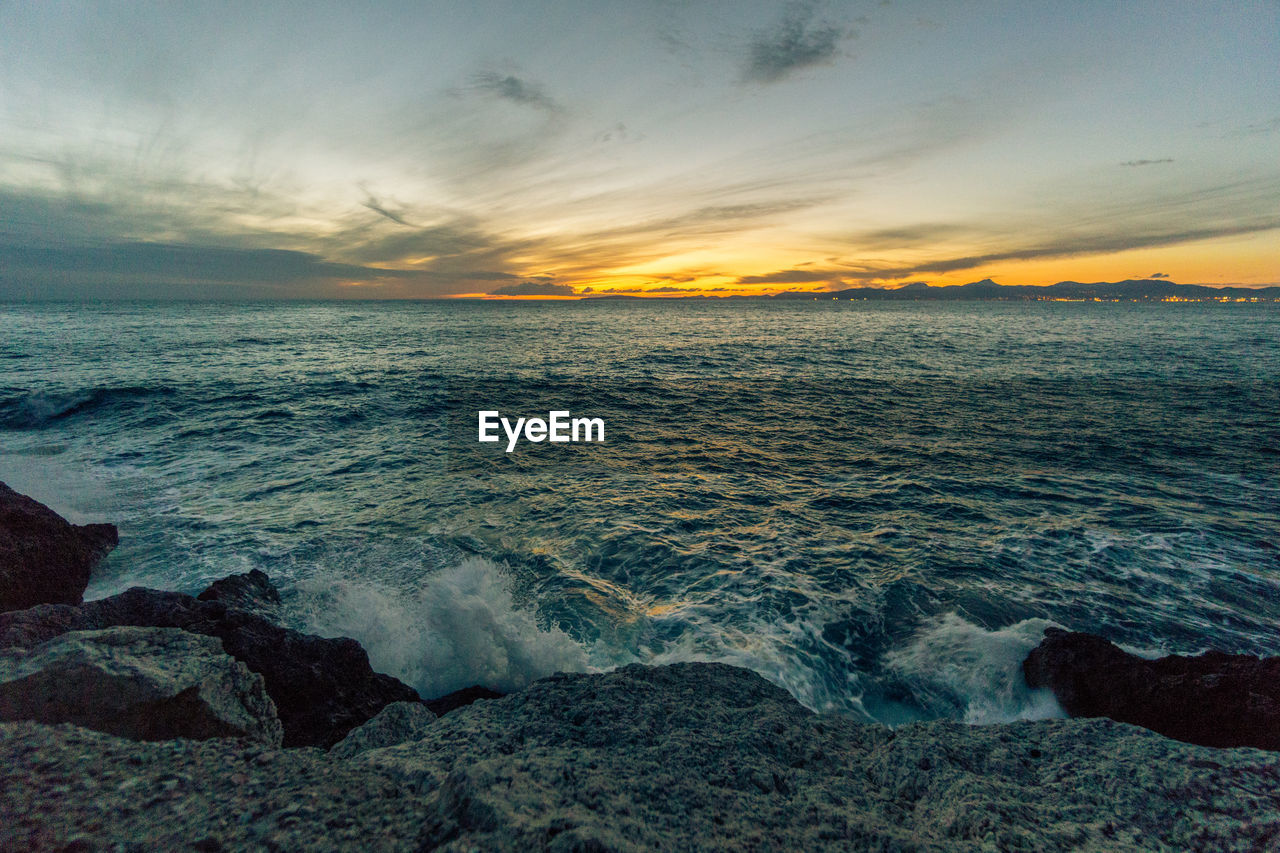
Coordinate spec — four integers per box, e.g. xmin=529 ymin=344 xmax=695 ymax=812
xmin=2 ymin=300 xmax=1277 ymax=723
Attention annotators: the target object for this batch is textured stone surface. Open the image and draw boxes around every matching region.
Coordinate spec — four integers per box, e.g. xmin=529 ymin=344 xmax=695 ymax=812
xmin=1023 ymin=627 xmax=1280 ymax=750
xmin=3 ymin=662 xmax=1277 ymax=851
xmin=0 ymin=481 xmax=117 ymax=612
xmin=196 ymin=568 xmax=282 ymax=620
xmin=329 ymin=701 xmax=436 ymax=759
xmin=425 ymin=685 xmax=504 ymax=717
xmin=0 ymin=585 xmax=419 ymax=748
xmin=0 ymin=626 xmax=281 ymax=745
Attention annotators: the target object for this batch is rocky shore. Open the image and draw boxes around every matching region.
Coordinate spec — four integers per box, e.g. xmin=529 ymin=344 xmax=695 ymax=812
xmin=3 ymin=482 xmax=1280 ymax=850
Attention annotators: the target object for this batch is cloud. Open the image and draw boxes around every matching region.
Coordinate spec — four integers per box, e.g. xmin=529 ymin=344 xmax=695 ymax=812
xmin=489 ymin=280 xmax=576 ymax=296
xmin=1231 ymin=116 xmax=1280 ymax=137
xmin=736 ymin=219 xmax=1280 ymax=287
xmin=471 ymin=72 xmax=559 ymax=112
xmin=1150 ymin=272 xmax=1169 ymax=278
xmin=0 ymin=237 xmax=446 ymax=299
xmin=339 ymin=220 xmax=508 ymax=266
xmin=0 ymin=240 xmax=392 ymax=283
xmin=736 ymin=269 xmax=842 ymax=284
xmin=360 ymin=193 xmax=413 ymax=226
xmin=0 ymin=186 xmax=536 ymax=298
xmin=872 ymin=221 xmax=1280 ymax=278
xmin=743 ymin=4 xmax=848 ymax=84
xmin=851 ymin=222 xmax=971 ymax=250
xmin=642 ymin=286 xmax=732 ymax=293
xmin=1120 ymin=158 xmax=1174 ymax=167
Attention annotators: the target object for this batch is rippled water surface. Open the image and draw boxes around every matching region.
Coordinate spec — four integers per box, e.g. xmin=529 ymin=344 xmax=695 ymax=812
xmin=2 ymin=300 xmax=1277 ymax=721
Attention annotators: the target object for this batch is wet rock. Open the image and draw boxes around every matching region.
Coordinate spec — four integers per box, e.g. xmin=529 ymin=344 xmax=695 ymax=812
xmin=0 ymin=481 xmax=118 ymax=612
xmin=4 ymin=662 xmax=1280 ymax=850
xmin=196 ymin=569 xmax=281 ymax=620
xmin=424 ymin=685 xmax=504 ymax=717
xmin=329 ymin=702 xmax=436 ymax=759
xmin=1023 ymin=626 xmax=1280 ymax=750
xmin=0 ymin=626 xmax=281 ymax=745
xmin=0 ymin=585 xmax=419 ymax=748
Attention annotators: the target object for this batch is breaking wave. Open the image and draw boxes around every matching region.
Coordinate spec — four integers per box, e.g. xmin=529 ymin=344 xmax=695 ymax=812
xmin=294 ymin=556 xmax=591 ymax=700
xmin=883 ymin=613 xmax=1065 ymax=724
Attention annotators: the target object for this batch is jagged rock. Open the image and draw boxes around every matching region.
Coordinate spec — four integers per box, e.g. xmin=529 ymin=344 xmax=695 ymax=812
xmin=0 ymin=626 xmax=281 ymax=745
xmin=0 ymin=585 xmax=419 ymax=748
xmin=329 ymin=701 xmax=436 ymax=758
xmin=1023 ymin=626 xmax=1280 ymax=750
xmin=0 ymin=481 xmax=118 ymax=612
xmin=425 ymin=685 xmax=504 ymax=717
xmin=4 ymin=662 xmax=1280 ymax=850
xmin=196 ymin=568 xmax=281 ymax=619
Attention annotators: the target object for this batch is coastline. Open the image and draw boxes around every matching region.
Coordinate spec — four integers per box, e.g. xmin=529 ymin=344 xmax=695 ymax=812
xmin=6 ymin=666 xmax=1280 ymax=851
xmin=4 ymin=483 xmax=1280 ymax=850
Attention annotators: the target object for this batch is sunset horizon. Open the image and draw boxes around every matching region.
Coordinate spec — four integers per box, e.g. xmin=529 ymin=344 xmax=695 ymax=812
xmin=3 ymin=2 xmax=1277 ymax=300
xmin=3 ymin=3 xmax=1280 ymax=849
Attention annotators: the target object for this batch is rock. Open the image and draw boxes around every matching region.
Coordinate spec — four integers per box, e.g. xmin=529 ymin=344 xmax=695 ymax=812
xmin=328 ymin=701 xmax=436 ymax=759
xmin=196 ymin=569 xmax=281 ymax=620
xmin=0 ymin=481 xmax=118 ymax=612
xmin=424 ymin=685 xmax=504 ymax=717
xmin=1023 ymin=626 xmax=1280 ymax=750
xmin=0 ymin=626 xmax=281 ymax=745
xmin=5 ymin=662 xmax=1280 ymax=850
xmin=0 ymin=584 xmax=420 ymax=748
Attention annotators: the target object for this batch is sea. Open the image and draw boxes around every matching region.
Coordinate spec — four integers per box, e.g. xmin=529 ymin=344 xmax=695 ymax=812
xmin=2 ymin=299 xmax=1277 ymax=725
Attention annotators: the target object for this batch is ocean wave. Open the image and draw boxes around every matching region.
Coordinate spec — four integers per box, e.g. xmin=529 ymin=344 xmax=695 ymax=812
xmin=0 ymin=386 xmax=174 ymax=429
xmin=882 ymin=613 xmax=1065 ymax=724
xmin=638 ymin=607 xmax=872 ymax=719
xmin=293 ymin=556 xmax=591 ymax=700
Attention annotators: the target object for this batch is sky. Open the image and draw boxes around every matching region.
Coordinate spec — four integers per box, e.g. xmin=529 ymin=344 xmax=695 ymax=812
xmin=1 ymin=0 xmax=1277 ymax=299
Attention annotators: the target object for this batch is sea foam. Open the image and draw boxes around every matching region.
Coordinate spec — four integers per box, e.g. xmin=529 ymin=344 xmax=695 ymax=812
xmin=295 ymin=556 xmax=590 ymax=700
xmin=883 ymin=612 xmax=1065 ymax=724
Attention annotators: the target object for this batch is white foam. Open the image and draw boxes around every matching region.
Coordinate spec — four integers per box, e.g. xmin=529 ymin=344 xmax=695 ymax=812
xmin=294 ymin=556 xmax=591 ymax=700
xmin=636 ymin=610 xmax=871 ymax=718
xmin=883 ymin=612 xmax=1065 ymax=724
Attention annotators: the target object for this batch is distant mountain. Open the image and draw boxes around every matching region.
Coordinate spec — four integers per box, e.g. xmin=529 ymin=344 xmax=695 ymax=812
xmin=772 ymin=279 xmax=1280 ymax=301
xmin=580 ymin=279 xmax=1280 ymax=301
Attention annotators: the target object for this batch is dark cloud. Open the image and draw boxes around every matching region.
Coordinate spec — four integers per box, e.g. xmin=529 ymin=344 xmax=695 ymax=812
xmin=1120 ymin=158 xmax=1174 ymax=167
xmin=489 ymin=280 xmax=576 ymax=297
xmin=736 ymin=269 xmax=842 ymax=284
xmin=871 ymin=220 xmax=1280 ymax=278
xmin=0 ymin=238 xmax=430 ymax=299
xmin=1150 ymin=272 xmax=1169 ymax=278
xmin=0 ymin=240 xmax=390 ymax=283
xmin=1231 ymin=116 xmax=1280 ymax=137
xmin=641 ymin=286 xmax=733 ymax=293
xmin=471 ymin=72 xmax=559 ymax=112
xmin=0 ymin=188 xmax=529 ymax=298
xmin=360 ymin=194 xmax=413 ymax=226
xmin=340 ymin=220 xmax=505 ymax=266
xmin=743 ymin=4 xmax=848 ymax=84
xmin=593 ymin=123 xmax=643 ymax=144
xmin=737 ymin=219 xmax=1280 ymax=287
xmin=852 ymin=222 xmax=969 ymax=249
